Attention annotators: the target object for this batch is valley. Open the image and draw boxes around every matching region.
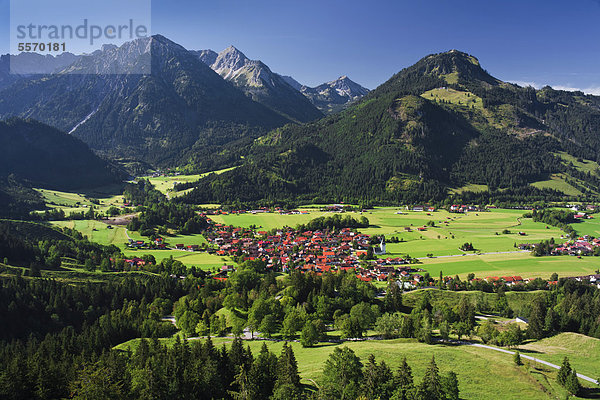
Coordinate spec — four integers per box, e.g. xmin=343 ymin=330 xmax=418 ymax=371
xmin=2 ymin=27 xmax=600 ymax=400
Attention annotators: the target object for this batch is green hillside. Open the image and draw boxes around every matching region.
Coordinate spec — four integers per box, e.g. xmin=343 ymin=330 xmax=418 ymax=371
xmin=181 ymin=50 xmax=600 ymax=205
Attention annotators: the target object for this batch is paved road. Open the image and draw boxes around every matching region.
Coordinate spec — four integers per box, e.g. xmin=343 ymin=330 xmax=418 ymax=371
xmin=460 ymin=341 xmax=599 ymax=385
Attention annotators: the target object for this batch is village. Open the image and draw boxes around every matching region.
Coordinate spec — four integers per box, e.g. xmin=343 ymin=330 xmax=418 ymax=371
xmin=203 ymin=220 xmax=423 ymax=284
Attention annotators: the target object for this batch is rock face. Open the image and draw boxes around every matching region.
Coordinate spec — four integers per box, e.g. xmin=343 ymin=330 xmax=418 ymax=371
xmin=195 ymin=46 xmax=323 ymax=122
xmin=0 ymin=35 xmax=291 ymax=168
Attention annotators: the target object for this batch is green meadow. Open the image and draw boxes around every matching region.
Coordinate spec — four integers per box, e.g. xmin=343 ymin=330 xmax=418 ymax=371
xmin=36 ymin=188 xmax=126 ymax=215
xmin=531 ymin=173 xmax=583 ymax=196
xmin=210 ymin=210 xmax=330 ymax=230
xmin=421 ymin=88 xmax=483 ymax=110
xmin=51 ymin=220 xmax=230 ymax=270
xmin=147 ymin=167 xmax=237 ymax=196
xmin=418 ymin=252 xmax=599 ymax=279
xmin=571 ymin=216 xmax=600 ymax=237
xmin=520 ymin=333 xmax=600 ymax=380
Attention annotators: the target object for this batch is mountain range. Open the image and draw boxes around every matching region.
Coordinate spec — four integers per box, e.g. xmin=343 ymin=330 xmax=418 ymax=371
xmin=0 ymin=36 xmax=295 ymax=169
xmin=180 ymin=49 xmax=600 ymax=205
xmin=194 ymin=46 xmax=369 ymax=116
xmin=0 ymin=52 xmax=80 ymax=91
xmin=2 ymin=37 xmax=600 ymax=206
xmin=280 ymin=75 xmax=370 ymax=114
xmin=192 ymin=46 xmax=323 ymax=122
xmin=0 ymin=37 xmax=368 ymax=171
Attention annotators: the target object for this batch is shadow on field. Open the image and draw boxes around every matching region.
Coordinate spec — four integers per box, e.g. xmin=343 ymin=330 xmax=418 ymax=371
xmin=579 ymin=387 xmax=600 ymax=399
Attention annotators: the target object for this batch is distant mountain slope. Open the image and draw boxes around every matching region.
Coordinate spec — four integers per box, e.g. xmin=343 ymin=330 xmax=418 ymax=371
xmin=298 ymin=76 xmax=370 ymax=114
xmin=0 ymin=53 xmax=80 ymax=91
xmin=180 ymin=50 xmax=600 ymax=205
xmin=195 ymin=46 xmax=323 ymax=123
xmin=276 ymin=74 xmax=370 ymax=114
xmin=0 ymin=36 xmax=292 ymax=169
xmin=279 ymin=75 xmax=303 ymax=91
xmin=0 ymin=118 xmax=125 ymax=190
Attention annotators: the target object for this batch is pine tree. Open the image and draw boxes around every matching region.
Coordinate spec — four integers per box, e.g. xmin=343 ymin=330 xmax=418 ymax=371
xmin=321 ymin=347 xmax=363 ymax=400
xmin=441 ymin=371 xmax=459 ymax=400
xmin=275 ymin=343 xmax=300 ymax=388
xmin=419 ymin=356 xmax=444 ymax=400
xmin=395 ymin=356 xmax=414 ymax=394
xmin=229 ymin=364 xmax=252 ymax=400
xmin=384 ymin=281 xmax=403 ymax=312
xmin=557 ymin=357 xmax=572 ymax=386
xmin=513 ymin=351 xmax=522 ymax=366
xmin=565 ymin=370 xmax=581 ymax=396
xmin=528 ymin=297 xmax=546 ymax=339
xmin=249 ymin=343 xmax=277 ymax=399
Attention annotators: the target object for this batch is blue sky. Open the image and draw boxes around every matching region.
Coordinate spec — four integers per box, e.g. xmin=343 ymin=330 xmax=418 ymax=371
xmin=2 ymin=0 xmax=600 ymax=92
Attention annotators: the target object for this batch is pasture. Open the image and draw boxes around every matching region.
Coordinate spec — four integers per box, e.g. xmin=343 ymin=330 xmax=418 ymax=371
xmin=520 ymin=333 xmax=600 ymax=381
xmin=36 ymin=188 xmax=126 ymax=214
xmin=531 ymin=173 xmax=583 ymax=196
xmin=147 ymin=167 xmax=237 ymax=196
xmin=51 ymin=220 xmax=230 ymax=270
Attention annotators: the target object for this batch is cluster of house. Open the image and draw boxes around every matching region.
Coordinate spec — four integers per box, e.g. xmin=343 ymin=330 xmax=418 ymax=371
xmin=123 ymin=257 xmax=147 ymax=268
xmin=449 ymin=204 xmax=481 ymax=213
xmin=482 ymin=276 xmax=525 ymax=286
xmin=477 ymin=273 xmax=600 ymax=290
xmin=203 ymin=221 xmax=420 ymax=282
xmin=202 ymin=207 xmax=310 ymax=216
xmin=516 ymin=234 xmax=600 ymax=256
xmin=410 ymin=205 xmax=436 ymax=212
xmin=568 ymin=274 xmax=600 ymax=289
xmin=570 ymin=204 xmax=598 ymax=212
xmin=574 ymin=213 xmax=594 ymax=220
xmin=126 ymin=237 xmax=203 ymax=252
xmin=551 ymin=236 xmax=600 ymax=255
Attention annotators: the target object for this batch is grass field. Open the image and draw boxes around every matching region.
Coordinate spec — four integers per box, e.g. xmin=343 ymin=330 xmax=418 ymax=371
xmin=555 ymin=151 xmax=600 ymax=176
xmin=418 ymin=252 xmax=600 ymax=279
xmin=114 ymin=336 xmax=592 ymax=399
xmin=51 ymin=220 xmax=230 ymax=270
xmin=449 ymin=183 xmax=489 ymax=194
xmin=520 ymin=333 xmax=600 ymax=381
xmin=147 ymin=167 xmax=237 ymax=196
xmin=36 ymin=188 xmax=126 ymax=214
xmin=209 ymin=210 xmax=330 ymax=230
xmin=531 ymin=173 xmax=583 ymax=196
xmin=571 ymin=216 xmax=600 ymax=237
xmin=421 ymin=88 xmax=483 ymax=110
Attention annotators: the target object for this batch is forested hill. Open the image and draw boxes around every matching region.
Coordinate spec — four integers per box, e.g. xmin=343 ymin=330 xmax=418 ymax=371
xmin=0 ymin=118 xmax=127 ymax=218
xmin=0 ymin=118 xmax=125 ymax=190
xmin=180 ymin=50 xmax=600 ymax=205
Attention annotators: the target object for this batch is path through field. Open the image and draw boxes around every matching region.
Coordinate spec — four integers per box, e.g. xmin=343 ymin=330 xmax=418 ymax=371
xmin=461 ymin=341 xmax=599 ymax=385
